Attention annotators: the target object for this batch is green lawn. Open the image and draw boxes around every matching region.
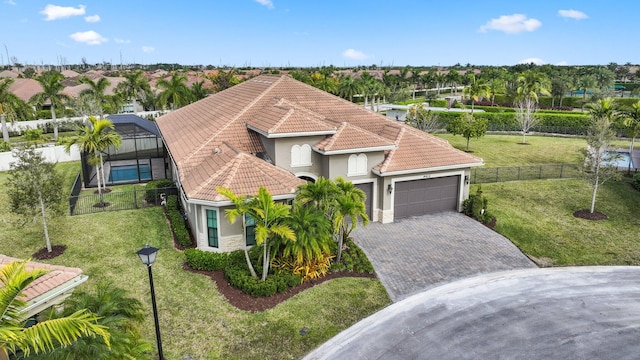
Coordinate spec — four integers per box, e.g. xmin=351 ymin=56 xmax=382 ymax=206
xmin=478 ymin=178 xmax=640 ymax=266
xmin=0 ymin=162 xmax=391 ymax=360
xmin=436 ymin=134 xmax=632 ymax=167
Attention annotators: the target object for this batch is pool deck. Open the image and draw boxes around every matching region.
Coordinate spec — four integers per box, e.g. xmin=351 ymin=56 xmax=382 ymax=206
xmin=615 ymin=148 xmax=640 ymax=171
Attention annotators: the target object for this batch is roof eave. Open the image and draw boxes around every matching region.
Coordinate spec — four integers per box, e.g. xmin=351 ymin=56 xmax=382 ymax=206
xmin=313 ymin=144 xmax=397 ymax=155
xmin=247 ymin=125 xmax=336 ymax=138
xmin=186 ymin=193 xmax=297 ymax=207
xmin=372 ymin=161 xmax=485 ymax=177
xmin=21 ymin=274 xmax=88 ymax=319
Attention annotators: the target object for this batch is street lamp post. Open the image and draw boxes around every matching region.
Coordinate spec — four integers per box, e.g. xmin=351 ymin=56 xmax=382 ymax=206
xmin=137 ymin=244 xmax=164 ymax=360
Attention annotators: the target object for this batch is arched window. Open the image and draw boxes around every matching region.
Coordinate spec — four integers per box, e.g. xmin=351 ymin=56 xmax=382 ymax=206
xmin=291 ymin=144 xmax=312 ymax=167
xmin=348 ymin=153 xmax=368 ymax=176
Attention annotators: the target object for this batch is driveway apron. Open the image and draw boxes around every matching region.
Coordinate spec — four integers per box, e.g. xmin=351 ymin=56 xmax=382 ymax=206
xmin=352 ymin=212 xmax=536 ymax=301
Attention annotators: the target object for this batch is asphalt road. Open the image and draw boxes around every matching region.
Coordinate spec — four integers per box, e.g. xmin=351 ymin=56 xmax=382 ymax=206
xmin=304 ymin=267 xmax=640 ymax=360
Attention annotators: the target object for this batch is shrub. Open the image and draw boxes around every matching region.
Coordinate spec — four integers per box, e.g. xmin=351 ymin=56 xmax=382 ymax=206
xmin=632 ymin=173 xmax=640 ymax=191
xmin=0 ymin=141 xmax=11 ymax=152
xmin=144 ymin=179 xmax=175 ymax=203
xmin=23 ymin=128 xmax=44 ymax=142
xmin=463 ymin=186 xmax=494 ymax=224
xmin=331 ymin=239 xmax=374 ymax=273
xmin=166 ymin=195 xmax=192 ymax=247
xmin=184 ymin=249 xmax=229 ymax=271
xmin=224 ymin=263 xmax=302 ymax=297
xmin=430 ymin=99 xmax=447 ymax=107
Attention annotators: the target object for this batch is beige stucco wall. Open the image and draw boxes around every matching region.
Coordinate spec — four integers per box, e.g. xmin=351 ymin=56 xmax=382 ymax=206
xmin=272 ymin=136 xmax=326 ymax=176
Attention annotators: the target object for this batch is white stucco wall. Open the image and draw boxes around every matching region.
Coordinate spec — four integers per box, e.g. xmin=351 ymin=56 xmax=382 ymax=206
xmin=0 ymin=144 xmax=80 ymax=171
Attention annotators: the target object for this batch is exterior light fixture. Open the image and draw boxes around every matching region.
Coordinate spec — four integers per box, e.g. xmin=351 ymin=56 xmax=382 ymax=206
xmin=464 ymin=175 xmax=470 ymax=185
xmin=387 ymin=184 xmax=393 ymax=194
xmin=137 ymin=244 xmax=164 ymax=360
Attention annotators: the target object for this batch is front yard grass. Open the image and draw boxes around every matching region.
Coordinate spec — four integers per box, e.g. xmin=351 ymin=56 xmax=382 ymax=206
xmin=0 ymin=162 xmax=391 ymax=360
xmin=476 ymin=178 xmax=640 ymax=266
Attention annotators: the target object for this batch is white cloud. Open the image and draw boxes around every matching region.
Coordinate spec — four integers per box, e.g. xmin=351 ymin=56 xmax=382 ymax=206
xmin=114 ymin=38 xmax=131 ymax=44
xmin=479 ymin=14 xmax=541 ymax=34
xmin=255 ymin=0 xmax=273 ymax=9
xmin=41 ymin=4 xmax=86 ymax=21
xmin=69 ymin=30 xmax=107 ymax=45
xmin=342 ymin=48 xmax=368 ymax=60
xmin=556 ymin=61 xmax=568 ymax=66
xmin=5 ymin=0 xmax=16 ymax=5
xmin=142 ymin=46 xmax=155 ymax=53
xmin=518 ymin=57 xmax=545 ymax=65
xmin=84 ymin=14 xmax=100 ymax=23
xmin=558 ymin=9 xmax=588 ymax=20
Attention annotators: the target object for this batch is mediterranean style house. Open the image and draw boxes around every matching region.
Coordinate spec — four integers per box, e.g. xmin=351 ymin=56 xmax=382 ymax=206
xmin=155 ymin=75 xmax=483 ymax=252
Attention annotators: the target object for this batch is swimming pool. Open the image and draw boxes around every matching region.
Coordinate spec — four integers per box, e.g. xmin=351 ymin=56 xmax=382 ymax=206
xmin=605 ymin=152 xmax=634 ymax=169
xmin=109 ymin=164 xmax=152 ymax=182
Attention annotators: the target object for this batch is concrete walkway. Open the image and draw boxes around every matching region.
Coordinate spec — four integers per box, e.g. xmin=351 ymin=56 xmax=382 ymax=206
xmin=352 ymin=212 xmax=536 ymax=301
xmin=304 ymin=267 xmax=640 ymax=360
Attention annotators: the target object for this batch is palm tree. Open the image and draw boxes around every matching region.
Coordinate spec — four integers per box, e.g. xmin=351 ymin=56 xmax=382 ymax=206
xmin=30 ymin=71 xmax=70 ymax=140
xmin=115 ymin=70 xmax=150 ymax=113
xmin=463 ymin=75 xmax=489 ymax=113
xmin=0 ymin=78 xmax=25 ymax=142
xmin=623 ymin=102 xmax=640 ymax=174
xmin=487 ymin=78 xmax=505 ymax=105
xmin=584 ymin=98 xmax=621 ymax=213
xmin=576 ymin=75 xmax=596 ymax=108
xmin=295 ymin=177 xmax=340 ymax=214
xmin=28 ymin=281 xmax=151 ymax=360
xmin=337 ymin=75 xmax=361 ymax=103
xmin=79 ymin=76 xmax=111 ymax=117
xmin=208 ymin=69 xmax=240 ymax=93
xmin=434 ymin=72 xmax=446 ymax=95
xmin=0 ymin=259 xmax=109 ymax=359
xmin=357 ymin=72 xmax=376 ymax=109
xmin=217 ymin=187 xmax=259 ymax=278
xmin=157 ymin=72 xmax=193 ymax=110
xmin=281 ymin=205 xmax=333 ymax=265
xmin=333 ymin=177 xmax=369 ymax=263
xmin=446 ymin=70 xmax=460 ymax=95
xmin=64 ymin=117 xmax=122 ymax=199
xmin=516 ymin=70 xmax=551 ymax=103
xmin=190 ymin=80 xmax=210 ymax=101
xmin=251 ymin=187 xmax=295 ymax=281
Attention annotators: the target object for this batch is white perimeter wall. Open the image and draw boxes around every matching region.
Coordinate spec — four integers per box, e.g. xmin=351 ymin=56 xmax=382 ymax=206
xmin=0 ymin=144 xmax=81 ymax=171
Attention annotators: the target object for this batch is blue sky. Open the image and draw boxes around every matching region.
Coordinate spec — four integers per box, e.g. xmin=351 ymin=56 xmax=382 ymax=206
xmin=0 ymin=1 xmax=637 ymax=67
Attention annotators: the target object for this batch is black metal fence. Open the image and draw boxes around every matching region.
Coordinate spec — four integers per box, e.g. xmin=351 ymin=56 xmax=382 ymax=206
xmin=471 ymin=163 xmax=581 ymax=184
xmin=68 ymin=172 xmax=83 ymax=215
xmin=69 ymin=186 xmax=177 ymax=216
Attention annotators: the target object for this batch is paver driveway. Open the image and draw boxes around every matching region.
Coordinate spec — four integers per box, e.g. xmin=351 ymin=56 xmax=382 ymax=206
xmin=352 ymin=212 xmax=536 ymax=301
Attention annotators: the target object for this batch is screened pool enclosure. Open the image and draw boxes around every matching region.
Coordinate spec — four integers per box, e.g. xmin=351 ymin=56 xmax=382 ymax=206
xmin=80 ymin=114 xmax=170 ymax=187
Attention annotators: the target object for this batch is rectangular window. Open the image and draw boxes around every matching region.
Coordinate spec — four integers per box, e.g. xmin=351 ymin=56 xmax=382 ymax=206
xmin=206 ymin=209 xmax=218 ymax=248
xmin=245 ymin=214 xmax=256 ymax=246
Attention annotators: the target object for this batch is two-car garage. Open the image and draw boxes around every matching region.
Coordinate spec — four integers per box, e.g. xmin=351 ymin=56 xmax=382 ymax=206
xmin=393 ymin=176 xmax=460 ymax=220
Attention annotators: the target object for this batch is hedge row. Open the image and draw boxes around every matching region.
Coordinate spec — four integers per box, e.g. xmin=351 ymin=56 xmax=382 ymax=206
xmin=166 ymin=195 xmax=192 ymax=247
xmin=433 ymin=111 xmax=591 ymax=129
xmin=184 ymin=248 xmax=302 ymax=297
xmin=144 ymin=179 xmax=175 ymax=203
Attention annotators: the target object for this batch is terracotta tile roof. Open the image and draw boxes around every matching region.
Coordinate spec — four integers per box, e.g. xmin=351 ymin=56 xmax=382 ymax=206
xmin=374 ymin=126 xmax=482 ymax=174
xmin=156 ymin=75 xmax=482 ymax=201
xmin=0 ymin=255 xmax=83 ymax=302
xmin=315 ymin=122 xmax=395 ymax=153
xmin=9 ymin=79 xmax=43 ymax=102
xmin=0 ymin=70 xmax=19 ymax=79
xmin=183 ymin=143 xmax=305 ymax=202
xmin=61 ymin=70 xmax=80 ymax=78
xmin=247 ymin=98 xmax=337 ymax=136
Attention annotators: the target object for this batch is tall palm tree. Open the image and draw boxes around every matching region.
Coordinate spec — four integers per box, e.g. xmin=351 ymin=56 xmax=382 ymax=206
xmin=156 ymin=72 xmax=193 ymax=110
xmin=30 ymin=71 xmax=70 ymax=140
xmin=337 ymin=75 xmax=361 ymax=102
xmin=623 ymin=101 xmax=640 ymax=174
xmin=28 ymin=281 xmax=151 ymax=360
xmin=463 ymin=75 xmax=489 ymax=113
xmin=115 ymin=70 xmax=150 ymax=113
xmin=487 ymin=77 xmax=505 ymax=105
xmin=281 ymin=205 xmax=333 ymax=265
xmin=295 ymin=177 xmax=340 ymax=214
xmin=576 ymin=75 xmax=596 ymax=107
xmin=208 ymin=69 xmax=240 ymax=93
xmin=357 ymin=72 xmax=376 ymax=109
xmin=79 ymin=76 xmax=111 ymax=117
xmin=64 ymin=117 xmax=122 ymax=198
xmin=217 ymin=187 xmax=259 ymax=278
xmin=333 ymin=177 xmax=369 ymax=263
xmin=446 ymin=70 xmax=460 ymax=95
xmin=516 ymin=70 xmax=551 ymax=103
xmin=190 ymin=80 xmax=210 ymax=101
xmin=0 ymin=259 xmax=109 ymax=359
xmin=434 ymin=72 xmax=446 ymax=95
xmin=0 ymin=78 xmax=25 ymax=142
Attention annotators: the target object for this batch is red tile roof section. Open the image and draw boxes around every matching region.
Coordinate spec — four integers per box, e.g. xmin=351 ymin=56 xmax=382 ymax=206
xmin=315 ymin=122 xmax=395 ymax=152
xmin=0 ymin=255 xmax=83 ymax=302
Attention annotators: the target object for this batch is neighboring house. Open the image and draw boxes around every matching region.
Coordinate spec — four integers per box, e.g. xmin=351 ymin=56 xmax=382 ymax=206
xmin=0 ymin=255 xmax=87 ymax=319
xmin=156 ymin=75 xmax=483 ymax=253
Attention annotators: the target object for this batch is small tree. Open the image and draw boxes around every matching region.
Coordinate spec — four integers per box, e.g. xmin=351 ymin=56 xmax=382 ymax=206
xmin=333 ymin=178 xmax=369 ymax=263
xmin=446 ymin=113 xmax=488 ymax=151
xmin=583 ymin=98 xmax=622 ymax=214
xmin=405 ymin=104 xmax=441 ymax=133
xmin=514 ymin=96 xmax=539 ymax=144
xmin=6 ymin=146 xmax=64 ymax=253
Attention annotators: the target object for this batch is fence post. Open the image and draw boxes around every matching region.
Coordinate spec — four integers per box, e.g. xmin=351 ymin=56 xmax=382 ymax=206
xmin=539 ymin=165 xmax=542 ymax=179
xmin=134 ymin=188 xmax=138 ymax=209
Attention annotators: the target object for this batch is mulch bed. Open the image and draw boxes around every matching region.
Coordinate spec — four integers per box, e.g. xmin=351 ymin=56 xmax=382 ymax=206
xmin=33 ymin=245 xmax=67 ymax=260
xmin=573 ymin=209 xmax=608 ymax=221
xmin=183 ymin=264 xmax=376 ymax=312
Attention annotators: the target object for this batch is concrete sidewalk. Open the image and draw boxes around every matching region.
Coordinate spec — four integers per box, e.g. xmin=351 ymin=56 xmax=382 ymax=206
xmin=304 ymin=267 xmax=640 ymax=360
